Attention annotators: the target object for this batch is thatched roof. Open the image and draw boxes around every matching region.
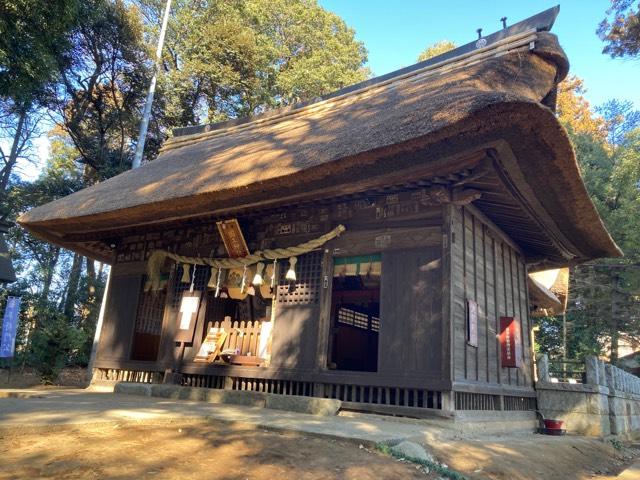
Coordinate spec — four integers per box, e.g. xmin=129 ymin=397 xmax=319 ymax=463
xmin=19 ymin=20 xmax=621 ymax=265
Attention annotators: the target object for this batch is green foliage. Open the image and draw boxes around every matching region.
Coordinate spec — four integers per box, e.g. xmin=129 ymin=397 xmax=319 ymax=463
xmin=545 ymin=85 xmax=640 ymax=362
xmin=597 ymin=99 xmax=640 ymax=147
xmin=417 ymin=40 xmax=456 ymax=62
xmin=599 ymin=0 xmax=640 ymax=58
xmin=27 ymin=302 xmax=87 ymax=383
xmin=56 ymin=0 xmax=154 ymax=178
xmin=138 ymin=0 xmax=368 ymax=129
xmin=535 ymin=312 xmax=606 ymax=361
xmin=0 ymin=0 xmax=79 ymax=105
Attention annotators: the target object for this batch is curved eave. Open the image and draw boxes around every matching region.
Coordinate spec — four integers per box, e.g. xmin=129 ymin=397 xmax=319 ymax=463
xmin=528 ymin=276 xmax=563 ymax=312
xmin=20 ymin=99 xmax=621 ymax=265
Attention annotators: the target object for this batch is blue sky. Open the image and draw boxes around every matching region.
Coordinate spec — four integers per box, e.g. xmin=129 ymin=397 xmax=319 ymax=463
xmin=319 ymin=1 xmax=640 ymax=109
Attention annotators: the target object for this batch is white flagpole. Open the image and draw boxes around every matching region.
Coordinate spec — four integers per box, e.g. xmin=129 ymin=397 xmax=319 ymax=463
xmin=88 ymin=0 xmax=172 ymax=384
xmin=132 ymin=0 xmax=172 ymax=169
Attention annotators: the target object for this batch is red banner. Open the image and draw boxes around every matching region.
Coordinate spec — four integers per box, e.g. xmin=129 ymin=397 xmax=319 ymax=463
xmin=499 ymin=316 xmax=521 ymax=368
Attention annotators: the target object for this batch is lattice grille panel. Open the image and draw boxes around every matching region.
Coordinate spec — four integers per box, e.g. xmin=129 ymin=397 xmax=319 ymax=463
xmin=232 ymin=377 xmax=314 ymax=396
xmin=134 ymin=277 xmax=166 ymax=335
xmin=323 ymin=384 xmax=441 ymax=409
xmin=169 ymin=264 xmax=211 ymax=309
xmin=94 ymin=368 xmax=163 ymax=384
xmin=182 ymin=374 xmax=226 ymax=389
xmin=455 ymin=392 xmax=501 ymax=410
xmin=503 ymin=395 xmax=537 ymax=411
xmin=337 ymin=306 xmax=379 ymax=332
xmin=277 ymin=251 xmax=323 ymax=305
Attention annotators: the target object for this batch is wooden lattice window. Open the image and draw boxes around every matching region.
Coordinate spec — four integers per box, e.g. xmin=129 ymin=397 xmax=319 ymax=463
xmin=169 ymin=264 xmax=210 ymax=309
xmin=276 ymin=251 xmax=323 ymax=306
xmin=134 ymin=282 xmax=166 ymax=336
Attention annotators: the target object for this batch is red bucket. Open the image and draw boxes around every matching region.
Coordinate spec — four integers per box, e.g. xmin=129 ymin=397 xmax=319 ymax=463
xmin=543 ymin=419 xmax=564 ymax=430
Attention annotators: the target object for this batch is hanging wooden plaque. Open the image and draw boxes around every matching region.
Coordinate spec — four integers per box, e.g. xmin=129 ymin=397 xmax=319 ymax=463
xmin=175 ymin=291 xmax=201 ymax=343
xmin=499 ymin=316 xmax=522 ymax=368
xmin=217 ymin=219 xmax=249 ymax=258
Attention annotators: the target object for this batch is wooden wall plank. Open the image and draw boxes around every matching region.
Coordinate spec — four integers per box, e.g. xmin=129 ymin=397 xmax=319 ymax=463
xmin=496 ymin=242 xmax=509 ymax=385
xmin=463 ymin=208 xmax=477 ymax=381
xmin=474 ymin=215 xmax=488 ymax=382
xmin=379 ymin=247 xmax=443 ymax=377
xmin=96 ymin=273 xmax=141 ymax=362
xmin=450 ymin=206 xmax=466 ymax=381
xmin=517 ymin=257 xmax=532 ymax=386
xmin=485 ymin=231 xmax=498 ymax=384
xmin=508 ymin=247 xmax=519 ymax=386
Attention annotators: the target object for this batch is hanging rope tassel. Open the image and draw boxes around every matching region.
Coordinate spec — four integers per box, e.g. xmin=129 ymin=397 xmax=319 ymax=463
xmin=252 ymin=262 xmax=265 ymax=286
xmin=181 ymin=263 xmax=191 ymax=283
xmin=214 ymin=267 xmax=223 ymax=297
xmin=286 ymin=256 xmax=297 ymax=282
xmin=189 ymin=265 xmax=197 ymax=293
xmin=240 ymin=265 xmax=248 ymax=293
xmin=207 ymin=267 xmax=218 ymax=289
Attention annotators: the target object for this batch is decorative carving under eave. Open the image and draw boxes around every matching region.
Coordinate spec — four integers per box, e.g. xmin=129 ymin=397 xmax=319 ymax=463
xmin=412 ymin=185 xmax=483 ymax=206
xmin=451 ymin=188 xmax=483 ymax=205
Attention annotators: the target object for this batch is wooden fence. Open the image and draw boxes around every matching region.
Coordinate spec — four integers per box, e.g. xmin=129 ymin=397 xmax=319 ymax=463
xmin=210 ymin=318 xmax=265 ymax=357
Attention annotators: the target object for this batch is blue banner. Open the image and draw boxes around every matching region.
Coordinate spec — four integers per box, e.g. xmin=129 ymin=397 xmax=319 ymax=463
xmin=0 ymin=296 xmax=21 ymax=358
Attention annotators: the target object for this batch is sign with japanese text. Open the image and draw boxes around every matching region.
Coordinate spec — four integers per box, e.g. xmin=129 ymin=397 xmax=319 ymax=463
xmin=217 ymin=219 xmax=250 ymax=258
xmin=499 ymin=316 xmax=521 ymax=368
xmin=0 ymin=296 xmax=21 ymax=358
xmin=175 ymin=291 xmax=201 ymax=343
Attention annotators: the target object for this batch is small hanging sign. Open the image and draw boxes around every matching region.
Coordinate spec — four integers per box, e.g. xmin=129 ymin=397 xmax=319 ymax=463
xmin=467 ymin=299 xmax=478 ymax=347
xmin=175 ymin=291 xmax=201 ymax=343
xmin=217 ymin=219 xmax=249 ymax=258
xmin=499 ymin=316 xmax=522 ymax=368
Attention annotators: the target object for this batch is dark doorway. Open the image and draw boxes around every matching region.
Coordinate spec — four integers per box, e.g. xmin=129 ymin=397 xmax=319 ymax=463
xmin=329 ymin=255 xmax=381 ymax=372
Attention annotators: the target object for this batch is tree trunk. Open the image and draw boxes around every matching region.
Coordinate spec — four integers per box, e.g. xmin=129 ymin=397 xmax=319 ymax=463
xmin=40 ymin=247 xmax=61 ymax=304
xmin=61 ymin=253 xmax=82 ymax=318
xmin=80 ymin=256 xmax=98 ymax=331
xmin=0 ymin=108 xmax=28 ymax=212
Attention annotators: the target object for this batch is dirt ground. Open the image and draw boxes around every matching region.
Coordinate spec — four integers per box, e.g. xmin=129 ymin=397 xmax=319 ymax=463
xmin=1 ymin=372 xmax=638 ymax=479
xmin=0 ymin=421 xmax=434 ymax=480
xmin=429 ymin=435 xmax=639 ymax=480
xmin=0 ymin=419 xmax=637 ymax=480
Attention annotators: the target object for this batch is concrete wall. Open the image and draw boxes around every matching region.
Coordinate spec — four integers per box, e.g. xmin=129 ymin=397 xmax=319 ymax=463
xmin=536 ymin=354 xmax=640 ymax=437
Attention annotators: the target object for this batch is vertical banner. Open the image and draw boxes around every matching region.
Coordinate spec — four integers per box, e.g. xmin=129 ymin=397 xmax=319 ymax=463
xmin=467 ymin=299 xmax=478 ymax=347
xmin=0 ymin=296 xmax=21 ymax=358
xmin=499 ymin=316 xmax=522 ymax=368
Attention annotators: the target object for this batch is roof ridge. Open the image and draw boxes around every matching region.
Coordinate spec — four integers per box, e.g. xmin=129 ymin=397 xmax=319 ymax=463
xmin=166 ymin=6 xmax=559 ymax=145
xmin=161 ymin=30 xmax=538 ymax=154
